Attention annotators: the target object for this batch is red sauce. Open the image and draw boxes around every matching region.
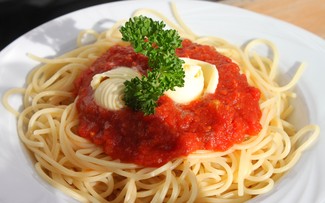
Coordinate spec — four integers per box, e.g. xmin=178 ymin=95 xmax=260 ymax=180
xmin=74 ymin=39 xmax=262 ymax=167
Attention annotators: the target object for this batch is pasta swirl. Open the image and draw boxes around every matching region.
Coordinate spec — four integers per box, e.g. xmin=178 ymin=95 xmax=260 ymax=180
xmin=2 ymin=2 xmax=319 ymax=203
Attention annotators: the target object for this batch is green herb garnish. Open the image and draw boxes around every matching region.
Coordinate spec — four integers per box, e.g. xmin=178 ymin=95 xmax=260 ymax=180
xmin=120 ymin=15 xmax=185 ymax=115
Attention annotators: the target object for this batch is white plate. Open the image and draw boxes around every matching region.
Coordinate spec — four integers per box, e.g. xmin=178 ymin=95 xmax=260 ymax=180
xmin=0 ymin=0 xmax=324 ymax=202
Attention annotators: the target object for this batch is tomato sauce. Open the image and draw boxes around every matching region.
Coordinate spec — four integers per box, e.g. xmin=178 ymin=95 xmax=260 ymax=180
xmin=74 ymin=39 xmax=262 ymax=167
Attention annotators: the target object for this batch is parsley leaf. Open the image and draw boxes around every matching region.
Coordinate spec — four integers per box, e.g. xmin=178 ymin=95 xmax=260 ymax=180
xmin=120 ymin=16 xmax=185 ymax=115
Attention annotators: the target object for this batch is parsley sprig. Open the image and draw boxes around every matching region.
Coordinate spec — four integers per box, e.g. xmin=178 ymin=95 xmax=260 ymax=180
xmin=120 ymin=16 xmax=185 ymax=115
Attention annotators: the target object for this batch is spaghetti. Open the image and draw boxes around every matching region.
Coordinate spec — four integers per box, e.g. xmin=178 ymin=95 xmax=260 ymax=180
xmin=2 ymin=3 xmax=320 ymax=203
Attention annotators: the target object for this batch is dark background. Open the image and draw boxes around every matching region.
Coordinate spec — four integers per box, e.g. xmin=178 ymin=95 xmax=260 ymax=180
xmin=0 ymin=0 xmax=122 ymax=51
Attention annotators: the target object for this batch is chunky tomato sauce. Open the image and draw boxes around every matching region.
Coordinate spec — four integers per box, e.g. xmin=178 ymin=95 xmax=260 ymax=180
xmin=74 ymin=39 xmax=262 ymax=167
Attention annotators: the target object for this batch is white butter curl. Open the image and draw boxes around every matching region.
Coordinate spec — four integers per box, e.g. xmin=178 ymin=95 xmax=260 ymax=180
xmin=91 ymin=67 xmax=141 ymax=110
xmin=91 ymin=58 xmax=219 ymax=110
xmin=165 ymin=57 xmax=219 ymax=104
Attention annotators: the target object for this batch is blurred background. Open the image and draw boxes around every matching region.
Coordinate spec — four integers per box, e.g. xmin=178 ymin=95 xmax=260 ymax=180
xmin=1 ymin=0 xmax=324 ymax=51
xmin=0 ymin=0 xmax=123 ymax=50
xmin=0 ymin=0 xmax=222 ymax=50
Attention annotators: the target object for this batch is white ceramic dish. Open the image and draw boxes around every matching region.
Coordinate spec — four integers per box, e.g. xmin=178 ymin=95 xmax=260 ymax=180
xmin=0 ymin=0 xmax=324 ymax=202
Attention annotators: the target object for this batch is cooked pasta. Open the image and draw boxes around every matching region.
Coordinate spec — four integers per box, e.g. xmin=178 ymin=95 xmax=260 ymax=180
xmin=2 ymin=2 xmax=319 ymax=203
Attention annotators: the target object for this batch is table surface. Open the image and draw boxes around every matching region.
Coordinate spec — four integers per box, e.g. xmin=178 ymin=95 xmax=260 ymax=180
xmin=221 ymin=0 xmax=325 ymax=39
xmin=0 ymin=0 xmax=324 ymax=50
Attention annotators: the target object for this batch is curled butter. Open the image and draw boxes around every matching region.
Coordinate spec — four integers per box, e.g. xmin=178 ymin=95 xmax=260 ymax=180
xmin=91 ymin=58 xmax=219 ymax=110
xmin=91 ymin=67 xmax=141 ymax=110
xmin=165 ymin=57 xmax=219 ymax=104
